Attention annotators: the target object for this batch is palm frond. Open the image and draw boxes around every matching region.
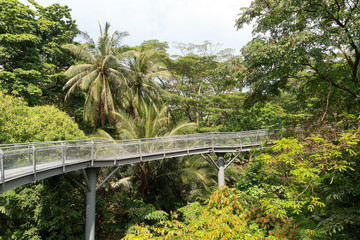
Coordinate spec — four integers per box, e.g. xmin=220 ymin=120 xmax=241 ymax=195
xmin=63 ymin=70 xmax=88 ymax=90
xmin=102 ymin=55 xmax=120 ymax=69
xmin=111 ymin=176 xmax=134 ymax=190
xmin=89 ymin=128 xmax=114 ymax=140
xmin=63 ymin=22 xmax=129 ymax=128
xmin=110 ymin=30 xmax=129 ymax=50
xmin=114 ymin=111 xmax=137 ymax=139
xmin=64 ymin=82 xmax=80 ymax=100
xmin=79 ymin=70 xmax=99 ymax=90
xmin=167 ymin=121 xmax=196 ymax=136
xmin=108 ymin=68 xmax=127 ymax=87
xmin=64 ymin=64 xmax=93 ymax=78
xmin=62 ymin=44 xmax=94 ymax=62
xmin=80 ymin=31 xmax=96 ymax=47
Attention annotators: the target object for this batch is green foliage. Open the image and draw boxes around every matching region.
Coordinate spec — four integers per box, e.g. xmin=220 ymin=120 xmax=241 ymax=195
xmin=0 ymin=91 xmax=85 ymax=239
xmin=236 ymin=0 xmax=360 ymax=112
xmin=116 ymin=101 xmax=195 ymax=139
xmin=0 ymin=176 xmax=85 ymax=240
xmin=140 ymin=39 xmax=169 ymax=52
xmin=113 ymin=101 xmax=212 ymax=206
xmin=166 ymin=53 xmax=221 ymax=126
xmin=246 ymin=120 xmax=360 ymax=238
xmin=123 ymin=187 xmax=311 ymax=240
xmin=258 ymin=128 xmax=359 ymax=214
xmin=144 ymin=210 xmax=169 ymax=221
xmin=118 ymin=48 xmax=170 ymax=119
xmin=224 ymin=102 xmax=288 ymax=131
xmin=0 ymin=0 xmax=78 ymax=105
xmin=63 ymin=22 xmax=129 ymax=128
xmin=0 ymin=91 xmax=85 ymax=143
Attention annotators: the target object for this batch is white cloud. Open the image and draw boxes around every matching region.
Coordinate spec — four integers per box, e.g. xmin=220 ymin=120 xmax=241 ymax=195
xmin=20 ymin=0 xmax=253 ymax=54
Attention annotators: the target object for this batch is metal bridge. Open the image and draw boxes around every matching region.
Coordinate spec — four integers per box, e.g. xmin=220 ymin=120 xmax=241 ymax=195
xmin=0 ymin=129 xmax=270 ymax=240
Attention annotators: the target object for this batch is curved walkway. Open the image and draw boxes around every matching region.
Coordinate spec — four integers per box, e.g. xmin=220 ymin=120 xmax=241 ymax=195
xmin=0 ymin=130 xmax=269 ymax=193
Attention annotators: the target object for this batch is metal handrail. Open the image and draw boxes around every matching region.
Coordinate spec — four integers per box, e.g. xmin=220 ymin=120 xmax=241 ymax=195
xmin=0 ymin=130 xmax=271 ymax=188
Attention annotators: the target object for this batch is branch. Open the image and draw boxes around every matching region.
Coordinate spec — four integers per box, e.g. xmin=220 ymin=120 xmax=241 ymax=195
xmin=297 ymin=171 xmax=322 ymax=197
xmin=306 ymin=60 xmax=358 ymax=98
xmin=321 ymin=86 xmax=332 ymax=121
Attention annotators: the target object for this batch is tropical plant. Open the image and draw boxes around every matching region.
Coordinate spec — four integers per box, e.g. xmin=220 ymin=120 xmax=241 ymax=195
xmin=116 ymin=101 xmax=193 ymax=139
xmin=114 ymin=101 xmax=201 ymax=199
xmin=123 ymin=187 xmax=311 ymax=239
xmin=119 ymin=48 xmax=170 ymax=118
xmin=62 ymin=22 xmax=129 ymax=129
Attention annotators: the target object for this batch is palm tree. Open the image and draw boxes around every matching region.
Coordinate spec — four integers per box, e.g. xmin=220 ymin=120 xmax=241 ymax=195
xmin=116 ymin=100 xmax=191 ymax=139
xmin=62 ymin=22 xmax=128 ymax=129
xmin=119 ymin=48 xmax=170 ymax=119
xmin=114 ymin=101 xmax=215 ymax=201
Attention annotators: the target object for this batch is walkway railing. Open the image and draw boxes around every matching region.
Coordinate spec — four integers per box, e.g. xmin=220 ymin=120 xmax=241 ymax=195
xmin=0 ymin=130 xmax=270 ymax=190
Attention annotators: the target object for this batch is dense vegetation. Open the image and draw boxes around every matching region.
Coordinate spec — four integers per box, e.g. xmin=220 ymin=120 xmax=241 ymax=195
xmin=1 ymin=0 xmax=360 ymax=239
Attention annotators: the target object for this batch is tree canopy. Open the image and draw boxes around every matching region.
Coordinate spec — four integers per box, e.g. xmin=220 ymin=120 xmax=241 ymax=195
xmin=236 ymin=0 xmax=360 ymax=109
xmin=0 ymin=91 xmax=85 ymax=143
xmin=0 ymin=0 xmax=78 ymax=105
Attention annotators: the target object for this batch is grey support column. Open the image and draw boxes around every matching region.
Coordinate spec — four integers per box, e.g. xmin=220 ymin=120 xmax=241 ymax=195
xmin=216 ymin=153 xmax=225 ymax=188
xmin=85 ymin=168 xmax=97 ymax=240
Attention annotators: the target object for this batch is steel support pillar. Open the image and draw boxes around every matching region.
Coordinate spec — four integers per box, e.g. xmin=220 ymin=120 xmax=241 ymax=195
xmin=85 ymin=168 xmax=97 ymax=240
xmin=216 ymin=153 xmax=225 ymax=188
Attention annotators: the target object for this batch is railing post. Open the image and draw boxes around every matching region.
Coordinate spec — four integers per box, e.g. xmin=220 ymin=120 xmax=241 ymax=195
xmin=211 ymin=133 xmax=214 ymax=151
xmin=91 ymin=140 xmax=94 ymax=166
xmin=61 ymin=142 xmax=66 ymax=172
xmin=113 ymin=142 xmax=117 ymax=165
xmin=162 ymin=140 xmax=166 ymax=158
xmin=28 ymin=145 xmax=31 ymax=165
xmin=139 ymin=139 xmax=142 ymax=161
xmin=32 ymin=144 xmax=36 ymax=177
xmin=255 ymin=129 xmax=259 ymax=143
xmin=186 ymin=138 xmax=189 ymax=155
xmin=0 ymin=149 xmax=4 ymax=185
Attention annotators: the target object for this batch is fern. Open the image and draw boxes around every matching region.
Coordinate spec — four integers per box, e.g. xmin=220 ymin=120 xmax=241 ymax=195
xmin=144 ymin=210 xmax=168 ymax=221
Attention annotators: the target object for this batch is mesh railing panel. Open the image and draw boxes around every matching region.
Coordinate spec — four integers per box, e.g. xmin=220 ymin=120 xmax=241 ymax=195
xmin=35 ymin=147 xmax=62 ymax=165
xmin=66 ymin=144 xmax=92 ymax=161
xmin=213 ymin=134 xmax=238 ymax=146
xmin=121 ymin=143 xmax=140 ymax=157
xmin=140 ymin=141 xmax=164 ymax=154
xmin=3 ymin=149 xmax=31 ymax=169
xmin=95 ymin=144 xmax=116 ymax=160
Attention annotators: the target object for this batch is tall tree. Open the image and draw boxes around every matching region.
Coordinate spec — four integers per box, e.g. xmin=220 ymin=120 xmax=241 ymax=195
xmin=0 ymin=0 xmax=78 ymax=105
xmin=236 ymin=0 xmax=360 ymax=111
xmin=166 ymin=54 xmax=218 ymax=126
xmin=140 ymin=39 xmax=169 ymax=52
xmin=119 ymin=48 xmax=169 ymax=118
xmin=63 ymin=22 xmax=128 ymax=128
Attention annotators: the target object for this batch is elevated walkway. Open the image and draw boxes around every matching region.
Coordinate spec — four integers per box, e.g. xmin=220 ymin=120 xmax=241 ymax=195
xmin=0 ymin=130 xmax=269 ymax=193
xmin=0 ymin=129 xmax=271 ymax=240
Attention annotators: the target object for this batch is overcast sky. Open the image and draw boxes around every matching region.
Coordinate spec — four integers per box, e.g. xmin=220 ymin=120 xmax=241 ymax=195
xmin=20 ymin=0 xmax=254 ymax=55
